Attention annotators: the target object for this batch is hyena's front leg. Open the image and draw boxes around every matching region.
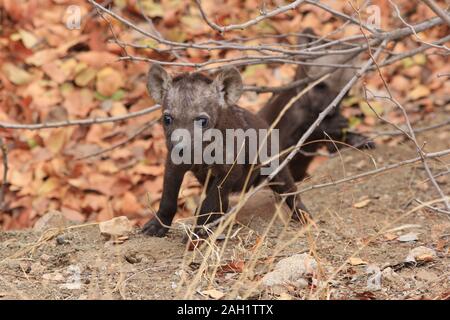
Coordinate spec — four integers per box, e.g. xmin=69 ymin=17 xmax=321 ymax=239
xmin=195 ymin=175 xmax=234 ymax=230
xmin=142 ymin=161 xmax=187 ymax=237
xmin=320 ymin=114 xmax=375 ymax=151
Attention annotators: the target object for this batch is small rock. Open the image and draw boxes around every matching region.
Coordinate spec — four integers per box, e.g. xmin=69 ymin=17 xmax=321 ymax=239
xmin=124 ymin=251 xmax=142 ymax=264
xmin=405 ymin=246 xmax=436 ymax=262
xmin=366 ymin=264 xmax=382 ymax=291
xmin=293 ymin=278 xmax=308 ymax=289
xmin=277 ymin=292 xmax=293 ymax=300
xmin=262 ymin=253 xmax=317 ymax=287
xmin=216 ymin=234 xmax=226 ymax=241
xmin=30 ymin=262 xmax=45 ymax=274
xmin=99 ymin=216 xmax=132 ymax=238
xmin=56 ymin=235 xmax=69 ymax=245
xmin=270 ymin=285 xmax=288 ymax=296
xmin=381 ymin=267 xmax=404 ymax=285
xmin=33 ymin=210 xmax=67 ymax=232
xmin=398 ymin=232 xmax=419 ymax=242
xmin=19 ymin=261 xmax=32 ymax=274
xmin=40 ymin=254 xmax=51 ymax=262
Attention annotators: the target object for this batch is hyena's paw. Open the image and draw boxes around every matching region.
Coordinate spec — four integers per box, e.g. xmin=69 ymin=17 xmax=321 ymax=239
xmin=346 ymin=133 xmax=376 ymax=150
xmin=141 ymin=217 xmax=169 ymax=237
xmin=292 ymin=202 xmax=311 ymax=224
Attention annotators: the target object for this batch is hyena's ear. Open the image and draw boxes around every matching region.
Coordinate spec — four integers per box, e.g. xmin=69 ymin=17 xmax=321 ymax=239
xmin=297 ymin=27 xmax=317 ymax=47
xmin=147 ymin=64 xmax=171 ymax=104
xmin=213 ymin=67 xmax=243 ymax=107
xmin=295 ymin=28 xmax=318 ymax=81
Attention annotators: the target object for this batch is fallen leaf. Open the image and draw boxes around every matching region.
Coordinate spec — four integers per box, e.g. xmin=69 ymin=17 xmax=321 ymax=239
xmin=26 ymin=49 xmax=59 ymax=66
xmin=412 ymin=54 xmax=427 ymax=65
xmin=2 ymin=63 xmax=32 ymax=85
xmin=359 ymin=101 xmax=384 ymax=117
xmin=219 ymin=260 xmax=245 ymax=273
xmin=408 ymin=85 xmax=430 ymax=100
xmin=201 ymin=289 xmax=224 ymax=300
xmin=18 ymin=29 xmax=38 ymax=48
xmin=45 ymin=128 xmax=70 ymax=154
xmin=75 ymin=67 xmax=97 ymax=87
xmin=349 ymin=257 xmax=368 ymax=266
xmin=96 ymin=67 xmax=124 ymax=97
xmin=383 ymin=233 xmax=398 ymax=241
xmin=353 ymin=199 xmax=371 ymax=209
xmin=37 ymin=177 xmax=60 ymax=196
xmin=61 ymin=207 xmax=85 ymax=222
xmin=76 ymin=51 xmax=118 ymax=68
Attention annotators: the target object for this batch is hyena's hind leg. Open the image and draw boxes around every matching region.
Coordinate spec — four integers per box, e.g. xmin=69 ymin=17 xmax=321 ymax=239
xmin=268 ymin=167 xmax=309 ymax=223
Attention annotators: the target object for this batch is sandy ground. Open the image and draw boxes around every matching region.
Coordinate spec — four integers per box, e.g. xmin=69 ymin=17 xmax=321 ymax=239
xmin=0 ymin=118 xmax=449 ymax=300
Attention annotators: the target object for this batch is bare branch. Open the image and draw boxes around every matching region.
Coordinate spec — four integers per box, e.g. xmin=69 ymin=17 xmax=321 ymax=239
xmin=292 ymin=149 xmax=450 ymax=196
xmin=421 ymin=0 xmax=450 ymax=27
xmin=119 ymin=53 xmax=360 ymax=70
xmin=88 ymin=0 xmax=446 ymax=56
xmin=389 ymin=0 xmax=449 ymax=51
xmin=373 ymin=118 xmax=450 ymax=136
xmin=0 ymin=105 xmax=161 ymax=130
xmin=305 ymin=0 xmax=378 ymax=34
xmin=195 ymin=0 xmax=306 ymax=33
xmin=75 ymin=119 xmax=159 ymax=161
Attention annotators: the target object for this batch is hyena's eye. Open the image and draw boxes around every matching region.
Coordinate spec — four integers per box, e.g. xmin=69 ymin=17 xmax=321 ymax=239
xmin=315 ymin=82 xmax=328 ymax=91
xmin=163 ymin=114 xmax=173 ymax=126
xmin=195 ymin=116 xmax=209 ymax=128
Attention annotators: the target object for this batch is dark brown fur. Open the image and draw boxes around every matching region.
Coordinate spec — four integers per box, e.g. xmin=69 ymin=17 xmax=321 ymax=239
xmin=142 ymin=65 xmax=307 ymax=237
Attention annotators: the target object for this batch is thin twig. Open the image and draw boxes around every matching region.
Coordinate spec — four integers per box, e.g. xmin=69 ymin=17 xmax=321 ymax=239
xmin=195 ymin=0 xmax=306 ymax=33
xmin=288 ymin=148 xmax=450 ymax=196
xmin=421 ymin=0 xmax=450 ymax=27
xmin=415 ymin=198 xmax=450 ymax=215
xmin=389 ymin=0 xmax=449 ymax=51
xmin=373 ymin=118 xmax=450 ymax=136
xmin=76 ymin=119 xmax=159 ymax=160
xmin=0 ymin=105 xmax=160 ymax=130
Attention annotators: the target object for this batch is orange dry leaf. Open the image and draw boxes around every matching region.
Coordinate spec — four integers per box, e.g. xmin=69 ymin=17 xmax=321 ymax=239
xmin=218 ymin=260 xmax=245 ymax=273
xmin=96 ymin=67 xmax=124 ymax=97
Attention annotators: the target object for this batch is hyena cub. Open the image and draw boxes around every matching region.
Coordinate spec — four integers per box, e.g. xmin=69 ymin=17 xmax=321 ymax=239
xmin=142 ymin=64 xmax=308 ymax=237
xmin=258 ymin=28 xmax=375 ymax=181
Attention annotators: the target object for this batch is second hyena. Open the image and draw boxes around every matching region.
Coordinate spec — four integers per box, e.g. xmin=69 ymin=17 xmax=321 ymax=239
xmin=259 ymin=28 xmax=375 ymax=181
